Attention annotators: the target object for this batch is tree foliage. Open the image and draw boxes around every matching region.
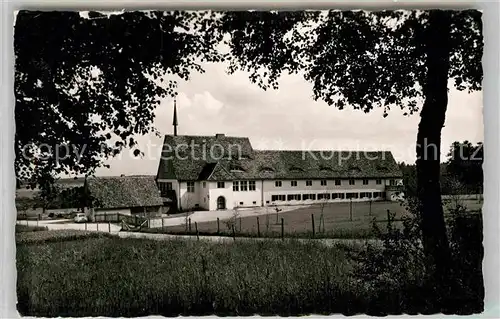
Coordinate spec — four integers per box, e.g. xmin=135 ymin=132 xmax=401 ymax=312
xmin=14 ymin=10 xmax=224 ymax=188
xmin=445 ymin=141 xmax=484 ymax=193
xmin=221 ymin=10 xmax=482 ymax=115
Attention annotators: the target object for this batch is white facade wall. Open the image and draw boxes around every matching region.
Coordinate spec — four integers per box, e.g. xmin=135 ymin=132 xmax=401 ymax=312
xmin=179 ymin=181 xmax=201 ymax=210
xmin=199 ymin=180 xmax=210 ymax=210
xmin=172 ymin=178 xmax=402 ymax=211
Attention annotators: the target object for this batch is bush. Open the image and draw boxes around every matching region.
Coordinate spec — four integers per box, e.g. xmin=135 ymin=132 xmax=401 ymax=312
xmin=352 ymin=196 xmax=484 ymax=314
xmin=16 ymin=224 xmax=49 ymax=233
xmin=16 ymin=230 xmax=115 ymax=245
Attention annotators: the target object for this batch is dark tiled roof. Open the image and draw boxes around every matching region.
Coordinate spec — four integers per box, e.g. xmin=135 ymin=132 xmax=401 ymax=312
xmin=157 ymin=134 xmax=403 ymax=181
xmin=87 ymin=176 xmax=163 ymax=209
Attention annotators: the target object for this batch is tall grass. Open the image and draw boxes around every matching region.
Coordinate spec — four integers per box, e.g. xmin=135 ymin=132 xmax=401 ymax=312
xmin=17 ymin=237 xmax=372 ymax=317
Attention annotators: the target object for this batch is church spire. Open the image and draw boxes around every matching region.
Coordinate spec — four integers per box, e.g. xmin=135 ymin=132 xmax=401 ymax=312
xmin=173 ymin=98 xmax=178 ymax=136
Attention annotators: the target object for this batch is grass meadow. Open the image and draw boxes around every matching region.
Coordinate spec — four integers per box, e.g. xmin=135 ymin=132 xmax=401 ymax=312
xmin=17 ymin=234 xmax=380 ymax=317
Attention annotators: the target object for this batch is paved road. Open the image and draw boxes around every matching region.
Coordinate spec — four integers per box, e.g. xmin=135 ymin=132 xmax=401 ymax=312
xmin=147 ymin=205 xmax=306 ymax=228
xmin=18 ymin=219 xmax=382 ymax=249
xmin=18 ymin=219 xmax=122 ymax=232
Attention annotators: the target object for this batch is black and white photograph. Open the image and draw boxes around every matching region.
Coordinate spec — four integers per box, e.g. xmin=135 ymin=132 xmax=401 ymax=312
xmin=13 ymin=8 xmax=484 ymax=316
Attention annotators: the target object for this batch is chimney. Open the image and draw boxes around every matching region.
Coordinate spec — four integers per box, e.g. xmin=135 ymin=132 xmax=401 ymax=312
xmin=215 ymin=133 xmax=225 ymax=138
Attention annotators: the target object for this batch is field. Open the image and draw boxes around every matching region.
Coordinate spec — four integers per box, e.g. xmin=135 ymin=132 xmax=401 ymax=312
xmin=17 ymin=235 xmax=372 ymax=317
xmin=145 ymin=199 xmax=483 ymax=239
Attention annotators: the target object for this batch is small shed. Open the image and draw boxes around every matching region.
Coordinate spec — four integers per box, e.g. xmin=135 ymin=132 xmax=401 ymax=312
xmin=85 ymin=176 xmax=163 ymax=221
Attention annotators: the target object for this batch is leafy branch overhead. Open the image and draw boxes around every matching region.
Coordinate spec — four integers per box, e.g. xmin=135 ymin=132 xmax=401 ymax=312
xmin=14 ymin=10 xmax=224 ymax=187
xmin=222 ymin=10 xmax=482 ymax=115
xmin=14 ymin=10 xmax=482 ymax=189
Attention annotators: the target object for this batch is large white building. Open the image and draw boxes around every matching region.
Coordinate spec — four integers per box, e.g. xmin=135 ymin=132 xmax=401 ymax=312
xmin=156 ymin=103 xmax=403 ymax=212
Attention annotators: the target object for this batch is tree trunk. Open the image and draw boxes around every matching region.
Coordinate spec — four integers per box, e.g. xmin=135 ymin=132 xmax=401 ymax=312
xmin=416 ymin=10 xmax=452 ymax=282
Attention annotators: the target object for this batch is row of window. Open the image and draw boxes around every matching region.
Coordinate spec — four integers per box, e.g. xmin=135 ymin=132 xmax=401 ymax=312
xmin=185 ymin=179 xmax=397 ymax=193
xmin=233 ymin=181 xmax=256 ymax=191
xmin=271 ymin=192 xmax=385 ymax=202
xmin=275 ymin=179 xmax=388 ymax=187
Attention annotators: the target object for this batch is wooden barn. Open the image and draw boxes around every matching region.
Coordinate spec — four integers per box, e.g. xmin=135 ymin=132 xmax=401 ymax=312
xmin=85 ymin=175 xmax=163 ymax=221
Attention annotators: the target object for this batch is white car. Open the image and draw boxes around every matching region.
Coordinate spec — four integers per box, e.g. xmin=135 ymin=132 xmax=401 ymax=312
xmin=74 ymin=213 xmax=88 ymax=223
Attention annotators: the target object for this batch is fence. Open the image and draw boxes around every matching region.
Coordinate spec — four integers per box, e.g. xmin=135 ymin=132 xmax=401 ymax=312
xmin=122 ymin=197 xmax=483 ymax=239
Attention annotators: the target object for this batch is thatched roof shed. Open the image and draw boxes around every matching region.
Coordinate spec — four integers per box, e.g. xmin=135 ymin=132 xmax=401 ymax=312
xmin=86 ymin=176 xmax=163 ymax=209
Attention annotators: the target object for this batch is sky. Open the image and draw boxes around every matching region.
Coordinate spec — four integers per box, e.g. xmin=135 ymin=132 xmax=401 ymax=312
xmin=94 ymin=62 xmax=484 ymax=177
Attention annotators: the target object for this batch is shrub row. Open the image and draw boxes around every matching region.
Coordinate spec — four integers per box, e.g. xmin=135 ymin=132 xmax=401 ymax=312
xmin=15 ymin=224 xmax=49 ymax=233
xmin=16 ymin=229 xmax=115 ymax=245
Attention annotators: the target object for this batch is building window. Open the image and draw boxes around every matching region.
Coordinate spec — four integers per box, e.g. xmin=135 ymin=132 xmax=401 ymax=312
xmin=272 ymin=195 xmax=286 ymax=201
xmin=233 ymin=181 xmax=239 ymax=192
xmin=363 ymin=179 xmax=369 ymax=185
xmin=275 ymin=181 xmax=282 ymax=187
xmin=241 ymin=181 xmax=248 ymax=191
xmin=338 ymin=193 xmax=345 ymax=199
xmin=335 ymin=179 xmax=341 ymax=186
xmin=303 ymin=194 xmax=316 ymax=200
xmin=159 ymin=182 xmax=173 ymax=194
xmin=390 ymin=179 xmax=396 ymax=186
xmin=253 ymin=201 xmax=256 ymax=205
xmin=239 ymin=202 xmax=244 ymax=205
xmin=306 ymin=180 xmax=312 ymax=186
xmin=321 ymin=180 xmax=327 ymax=186
xmin=249 ymin=181 xmax=256 ymax=191
xmin=203 ymin=182 xmax=206 ymax=188
xmin=346 ymin=192 xmax=359 ymax=199
xmin=376 ymin=179 xmax=382 ymax=185
xmin=217 ymin=182 xmax=225 ymax=188
xmin=187 ymin=181 xmax=195 ymax=193
xmin=360 ymin=192 xmax=372 ymax=198
xmin=318 ymin=193 xmax=331 ymax=200
xmin=291 ymin=180 xmax=298 ymax=187
xmin=287 ymin=194 xmax=301 ymax=201
xmin=349 ymin=179 xmax=355 ymax=185
xmin=266 ymin=201 xmax=270 ymax=204
xmin=332 ymin=193 xmax=339 ymax=199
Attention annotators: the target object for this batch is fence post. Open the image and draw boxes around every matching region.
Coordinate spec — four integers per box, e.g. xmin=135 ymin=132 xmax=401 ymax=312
xmin=189 ymin=218 xmax=192 ymax=232
xmin=108 ymin=221 xmax=111 ymax=232
xmin=369 ymin=200 xmax=372 ymax=216
xmin=195 ymin=222 xmax=199 ymax=241
xmin=281 ymin=218 xmax=284 ymax=240
xmin=26 ymin=218 xmax=29 ymax=226
xmin=85 ymin=222 xmax=87 ymax=231
xmin=311 ymin=214 xmax=315 ymax=238
xmin=257 ymin=216 xmax=260 ymax=237
xmin=349 ymin=199 xmax=353 ymax=221
xmin=232 ymin=224 xmax=236 ymax=241
xmin=97 ymin=222 xmax=99 ymax=232
xmin=217 ymin=217 xmax=220 ymax=234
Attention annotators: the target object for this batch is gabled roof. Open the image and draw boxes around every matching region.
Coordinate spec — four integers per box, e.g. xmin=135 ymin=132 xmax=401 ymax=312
xmin=157 ymin=134 xmax=253 ymax=181
xmin=157 ymin=134 xmax=403 ymax=181
xmin=87 ymin=176 xmax=163 ymax=209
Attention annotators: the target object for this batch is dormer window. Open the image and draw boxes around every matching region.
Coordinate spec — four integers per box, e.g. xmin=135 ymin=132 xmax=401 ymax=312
xmin=376 ymin=165 xmax=389 ymax=172
xmin=260 ymin=167 xmax=275 ymax=173
xmin=349 ymin=166 xmax=361 ymax=173
xmin=230 ymin=165 xmax=246 ymax=173
xmin=289 ymin=166 xmax=304 ymax=173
